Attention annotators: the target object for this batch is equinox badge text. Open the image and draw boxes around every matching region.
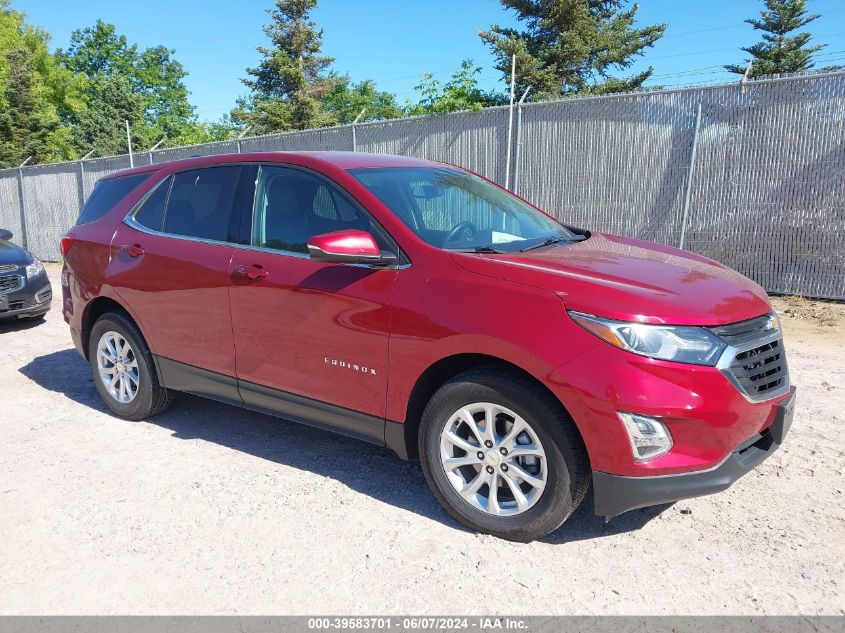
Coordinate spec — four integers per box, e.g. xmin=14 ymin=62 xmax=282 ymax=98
xmin=325 ymin=357 xmax=377 ymax=376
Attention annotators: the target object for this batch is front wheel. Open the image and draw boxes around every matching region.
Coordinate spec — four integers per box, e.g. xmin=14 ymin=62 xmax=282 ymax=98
xmin=419 ymin=368 xmax=589 ymax=542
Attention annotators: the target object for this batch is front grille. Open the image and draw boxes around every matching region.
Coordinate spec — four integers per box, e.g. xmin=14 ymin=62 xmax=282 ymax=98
xmin=712 ymin=313 xmax=789 ymax=401
xmin=729 ymin=339 xmax=788 ymax=398
xmin=0 ymin=274 xmax=23 ymax=294
xmin=0 ymin=264 xmax=17 ymax=274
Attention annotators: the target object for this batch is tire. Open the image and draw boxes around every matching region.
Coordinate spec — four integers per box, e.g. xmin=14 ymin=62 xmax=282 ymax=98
xmin=419 ymin=367 xmax=589 ymax=542
xmin=88 ymin=311 xmax=172 ymax=420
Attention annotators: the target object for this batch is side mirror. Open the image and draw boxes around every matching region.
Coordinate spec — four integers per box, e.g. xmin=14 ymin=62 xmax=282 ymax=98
xmin=0 ymin=229 xmax=12 ymax=241
xmin=307 ymin=230 xmax=397 ymax=266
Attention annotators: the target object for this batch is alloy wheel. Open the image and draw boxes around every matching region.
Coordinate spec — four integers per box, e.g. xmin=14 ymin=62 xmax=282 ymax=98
xmin=439 ymin=402 xmax=547 ymax=516
xmin=96 ymin=330 xmax=139 ymax=404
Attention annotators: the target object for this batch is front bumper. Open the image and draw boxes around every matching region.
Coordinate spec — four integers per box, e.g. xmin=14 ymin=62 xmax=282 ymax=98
xmin=0 ymin=275 xmax=52 ymax=319
xmin=592 ymin=387 xmax=796 ymax=519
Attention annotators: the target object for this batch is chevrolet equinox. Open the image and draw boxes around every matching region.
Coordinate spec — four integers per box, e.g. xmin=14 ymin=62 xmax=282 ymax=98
xmin=61 ymin=152 xmax=795 ymax=541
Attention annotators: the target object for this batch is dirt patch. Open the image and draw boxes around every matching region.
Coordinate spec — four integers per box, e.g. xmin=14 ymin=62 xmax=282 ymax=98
xmin=772 ymin=295 xmax=844 ymax=328
xmin=1 ymin=264 xmax=843 ymax=615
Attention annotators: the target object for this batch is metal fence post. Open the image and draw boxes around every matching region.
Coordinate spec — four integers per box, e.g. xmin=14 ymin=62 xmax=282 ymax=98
xmin=77 ymin=161 xmax=86 ymax=211
xmin=513 ymin=86 xmax=531 ymax=196
xmin=16 ymin=157 xmax=31 ymax=250
xmin=236 ymin=127 xmax=250 ymax=153
xmin=125 ymin=120 xmax=134 ymax=168
xmin=351 ymin=109 xmax=366 ymax=152
xmin=148 ymin=138 xmax=165 ymax=165
xmin=77 ymin=149 xmax=95 ymax=211
xmin=504 ymin=54 xmax=516 ymax=189
xmin=679 ymin=103 xmax=703 ymax=251
xmin=740 ymin=60 xmax=754 ymax=95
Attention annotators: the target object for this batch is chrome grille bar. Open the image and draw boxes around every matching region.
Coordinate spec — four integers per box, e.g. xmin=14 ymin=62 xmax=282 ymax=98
xmin=712 ymin=314 xmax=790 ymax=402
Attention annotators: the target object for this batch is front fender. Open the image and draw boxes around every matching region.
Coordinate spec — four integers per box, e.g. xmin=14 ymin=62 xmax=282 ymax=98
xmin=385 ymin=262 xmax=600 ymax=424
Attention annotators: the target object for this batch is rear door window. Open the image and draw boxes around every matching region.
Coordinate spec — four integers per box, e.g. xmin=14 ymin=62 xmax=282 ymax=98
xmin=162 ymin=166 xmax=243 ymax=242
xmin=77 ymin=173 xmax=150 ymax=225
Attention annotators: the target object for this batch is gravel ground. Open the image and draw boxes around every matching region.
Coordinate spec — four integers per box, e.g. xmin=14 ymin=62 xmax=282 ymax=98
xmin=1 ymin=264 xmax=843 ymax=615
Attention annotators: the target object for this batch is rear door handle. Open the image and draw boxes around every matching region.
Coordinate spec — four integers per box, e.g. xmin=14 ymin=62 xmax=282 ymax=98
xmin=233 ymin=265 xmax=269 ymax=281
xmin=120 ymin=244 xmax=144 ymax=257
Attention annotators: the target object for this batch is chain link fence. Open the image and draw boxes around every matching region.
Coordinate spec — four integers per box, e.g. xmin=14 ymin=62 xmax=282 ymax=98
xmin=1 ymin=71 xmax=842 ymax=298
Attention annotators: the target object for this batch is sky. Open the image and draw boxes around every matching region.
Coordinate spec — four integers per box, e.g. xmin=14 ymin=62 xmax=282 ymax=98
xmin=12 ymin=0 xmax=845 ymax=122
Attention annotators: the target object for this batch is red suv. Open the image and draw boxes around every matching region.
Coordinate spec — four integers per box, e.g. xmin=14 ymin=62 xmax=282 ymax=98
xmin=61 ymin=152 xmax=795 ymax=541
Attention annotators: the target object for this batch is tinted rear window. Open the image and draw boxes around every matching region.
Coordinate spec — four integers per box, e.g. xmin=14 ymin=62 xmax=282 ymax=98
xmin=77 ymin=173 xmax=150 ymax=225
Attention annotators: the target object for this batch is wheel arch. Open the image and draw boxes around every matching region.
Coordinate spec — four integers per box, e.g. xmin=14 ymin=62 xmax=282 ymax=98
xmin=80 ymin=296 xmax=138 ymax=360
xmin=397 ymin=353 xmax=584 ymax=461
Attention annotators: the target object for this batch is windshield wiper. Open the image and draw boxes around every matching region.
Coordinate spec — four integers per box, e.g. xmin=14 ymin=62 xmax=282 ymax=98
xmin=520 ymin=235 xmax=586 ymax=252
xmin=473 ymin=245 xmax=503 ymax=253
xmin=452 ymin=245 xmax=504 ymax=254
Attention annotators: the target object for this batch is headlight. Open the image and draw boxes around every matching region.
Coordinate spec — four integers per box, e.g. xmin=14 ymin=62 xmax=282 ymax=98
xmin=568 ymin=311 xmax=726 ymax=366
xmin=25 ymin=259 xmax=44 ymax=279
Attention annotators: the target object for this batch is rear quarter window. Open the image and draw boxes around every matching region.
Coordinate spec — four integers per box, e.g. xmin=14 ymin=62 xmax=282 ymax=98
xmin=133 ymin=176 xmax=171 ymax=232
xmin=76 ymin=173 xmax=151 ymax=226
xmin=161 ymin=166 xmax=243 ymax=242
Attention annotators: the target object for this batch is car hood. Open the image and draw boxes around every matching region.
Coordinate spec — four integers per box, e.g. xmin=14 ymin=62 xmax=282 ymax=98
xmin=450 ymin=232 xmax=771 ymax=326
xmin=0 ymin=239 xmax=30 ymax=267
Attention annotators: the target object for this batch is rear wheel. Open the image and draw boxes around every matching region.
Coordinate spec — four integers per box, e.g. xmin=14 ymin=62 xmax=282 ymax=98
xmin=419 ymin=368 xmax=589 ymax=542
xmin=88 ymin=311 xmax=171 ymax=420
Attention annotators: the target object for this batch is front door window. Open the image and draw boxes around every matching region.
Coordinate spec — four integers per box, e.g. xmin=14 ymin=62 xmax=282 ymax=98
xmin=252 ymin=166 xmax=375 ymax=254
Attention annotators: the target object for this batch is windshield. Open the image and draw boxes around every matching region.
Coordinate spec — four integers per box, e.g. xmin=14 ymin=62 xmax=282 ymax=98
xmin=347 ymin=167 xmax=577 ymax=252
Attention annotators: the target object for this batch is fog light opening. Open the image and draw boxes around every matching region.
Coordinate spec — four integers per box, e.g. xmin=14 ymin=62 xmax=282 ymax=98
xmin=617 ymin=412 xmax=674 ymax=463
xmin=35 ymin=287 xmax=52 ymax=305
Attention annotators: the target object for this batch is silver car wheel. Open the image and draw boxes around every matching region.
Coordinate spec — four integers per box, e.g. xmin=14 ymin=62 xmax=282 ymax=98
xmin=96 ymin=331 xmax=139 ymax=404
xmin=439 ymin=402 xmax=547 ymax=516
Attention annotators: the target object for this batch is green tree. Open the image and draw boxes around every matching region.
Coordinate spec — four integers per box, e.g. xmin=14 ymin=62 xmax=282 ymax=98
xmin=0 ymin=48 xmax=62 ymax=167
xmin=0 ymin=0 xmax=84 ymax=163
xmin=321 ymin=74 xmax=403 ymax=124
xmin=66 ymin=74 xmax=144 ymax=157
xmin=135 ymin=45 xmax=195 ymax=144
xmin=480 ymin=0 xmax=666 ymax=99
xmin=725 ymin=0 xmax=839 ymax=77
xmin=406 ymin=60 xmax=501 ymax=115
xmin=57 ymin=20 xmax=198 ymax=153
xmin=55 ymin=19 xmax=137 ymax=77
xmin=171 ymin=115 xmax=241 ymax=146
xmin=234 ymin=0 xmax=336 ymax=133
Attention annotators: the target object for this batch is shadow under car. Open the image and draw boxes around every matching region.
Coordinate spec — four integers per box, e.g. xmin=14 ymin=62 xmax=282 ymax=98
xmin=19 ymin=348 xmax=667 ymax=540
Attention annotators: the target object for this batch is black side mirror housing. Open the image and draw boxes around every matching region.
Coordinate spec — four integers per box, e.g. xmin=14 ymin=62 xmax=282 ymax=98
xmin=0 ymin=229 xmax=13 ymax=241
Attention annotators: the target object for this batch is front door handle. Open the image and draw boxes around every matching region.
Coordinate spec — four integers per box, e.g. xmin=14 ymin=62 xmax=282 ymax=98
xmin=233 ymin=264 xmax=269 ymax=281
xmin=120 ymin=244 xmax=144 ymax=257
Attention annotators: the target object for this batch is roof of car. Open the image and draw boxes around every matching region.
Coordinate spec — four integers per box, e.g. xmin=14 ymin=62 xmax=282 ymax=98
xmin=103 ymin=151 xmax=439 ymax=180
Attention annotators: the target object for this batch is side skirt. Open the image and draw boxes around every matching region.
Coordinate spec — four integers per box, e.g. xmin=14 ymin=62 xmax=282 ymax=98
xmin=156 ymin=356 xmax=241 ymax=406
xmin=154 ymin=355 xmax=389 ymax=448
